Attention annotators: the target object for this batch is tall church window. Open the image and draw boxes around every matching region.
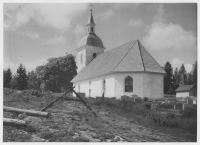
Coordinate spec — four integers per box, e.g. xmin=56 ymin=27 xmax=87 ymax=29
xmin=91 ymin=27 xmax=93 ymax=32
xmin=125 ymin=76 xmax=133 ymax=92
xmin=81 ymin=54 xmax=83 ymax=64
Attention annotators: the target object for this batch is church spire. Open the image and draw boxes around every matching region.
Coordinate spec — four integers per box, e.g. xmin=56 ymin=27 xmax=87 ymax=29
xmin=87 ymin=5 xmax=95 ymax=34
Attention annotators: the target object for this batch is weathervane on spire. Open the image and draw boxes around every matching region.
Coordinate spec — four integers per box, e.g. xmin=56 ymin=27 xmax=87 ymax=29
xmin=89 ymin=3 xmax=93 ymax=12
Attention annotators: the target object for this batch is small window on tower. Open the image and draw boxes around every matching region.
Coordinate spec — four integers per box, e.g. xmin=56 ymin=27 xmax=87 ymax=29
xmin=91 ymin=27 xmax=93 ymax=32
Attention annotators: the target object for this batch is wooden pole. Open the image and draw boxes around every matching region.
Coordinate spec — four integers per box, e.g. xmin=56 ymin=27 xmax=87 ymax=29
xmin=72 ymin=89 xmax=97 ymax=117
xmin=4 ymin=106 xmax=51 ymax=117
xmin=3 ymin=118 xmax=27 ymax=126
xmin=41 ymin=87 xmax=75 ymax=112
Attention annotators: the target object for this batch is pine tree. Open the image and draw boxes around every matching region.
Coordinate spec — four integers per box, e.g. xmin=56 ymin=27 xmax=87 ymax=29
xmin=164 ymin=61 xmax=174 ymax=94
xmin=179 ymin=64 xmax=187 ymax=85
xmin=173 ymin=67 xmax=180 ymax=90
xmin=16 ymin=64 xmax=28 ymax=90
xmin=3 ymin=68 xmax=12 ymax=88
xmin=191 ymin=61 xmax=197 ymax=86
xmin=187 ymin=73 xmax=193 ymax=85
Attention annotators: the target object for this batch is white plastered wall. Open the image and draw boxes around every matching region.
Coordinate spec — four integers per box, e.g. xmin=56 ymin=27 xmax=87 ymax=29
xmin=142 ymin=73 xmax=164 ymax=99
xmin=176 ymin=92 xmax=190 ymax=98
xmin=73 ymin=72 xmax=164 ymax=100
xmin=114 ymin=73 xmax=143 ymax=99
xmin=73 ymin=74 xmax=115 ymax=98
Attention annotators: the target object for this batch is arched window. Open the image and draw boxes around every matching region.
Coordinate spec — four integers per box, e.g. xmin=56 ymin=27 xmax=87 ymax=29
xmin=125 ymin=76 xmax=133 ymax=92
xmin=81 ymin=54 xmax=83 ymax=64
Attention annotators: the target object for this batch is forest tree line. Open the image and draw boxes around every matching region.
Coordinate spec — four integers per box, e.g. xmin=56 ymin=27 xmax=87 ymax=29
xmin=3 ymin=53 xmax=197 ymax=95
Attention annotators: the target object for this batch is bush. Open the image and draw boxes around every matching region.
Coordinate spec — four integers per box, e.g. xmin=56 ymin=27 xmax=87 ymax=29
xmin=181 ymin=107 xmax=197 ymax=118
xmin=143 ymin=97 xmax=149 ymax=101
xmin=145 ymin=104 xmax=151 ymax=110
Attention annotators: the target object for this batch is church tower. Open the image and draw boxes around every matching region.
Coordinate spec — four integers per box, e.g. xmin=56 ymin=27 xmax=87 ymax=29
xmin=76 ymin=8 xmax=105 ymax=73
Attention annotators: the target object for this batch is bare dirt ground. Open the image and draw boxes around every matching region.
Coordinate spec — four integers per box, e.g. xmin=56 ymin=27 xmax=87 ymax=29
xmin=3 ymin=91 xmax=189 ymax=142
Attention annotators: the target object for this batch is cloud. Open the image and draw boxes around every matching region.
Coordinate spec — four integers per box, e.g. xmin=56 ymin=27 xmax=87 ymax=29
xmin=74 ymin=24 xmax=86 ymax=47
xmin=21 ymin=31 xmax=39 ymax=39
xmin=46 ymin=36 xmax=65 ymax=45
xmin=171 ymin=58 xmax=183 ymax=69
xmin=171 ymin=58 xmax=192 ymax=72
xmin=185 ymin=64 xmax=193 ymax=73
xmin=142 ymin=22 xmax=196 ymax=50
xmin=153 ymin=4 xmax=165 ymax=22
xmin=4 ymin=3 xmax=88 ymax=31
xmin=128 ymin=18 xmax=143 ymax=27
xmin=74 ymin=24 xmax=85 ymax=36
xmin=97 ymin=9 xmax=114 ymax=20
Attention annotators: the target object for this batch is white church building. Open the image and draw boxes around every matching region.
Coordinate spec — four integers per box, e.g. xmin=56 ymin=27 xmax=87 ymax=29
xmin=71 ymin=9 xmax=165 ymax=100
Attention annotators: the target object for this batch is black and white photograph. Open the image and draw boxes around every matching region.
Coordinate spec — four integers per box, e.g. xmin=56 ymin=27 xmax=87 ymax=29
xmin=2 ymin=1 xmax=198 ymax=142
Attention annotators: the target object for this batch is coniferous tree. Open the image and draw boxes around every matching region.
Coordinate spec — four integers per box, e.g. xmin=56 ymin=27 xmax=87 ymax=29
xmin=179 ymin=64 xmax=187 ymax=85
xmin=191 ymin=61 xmax=197 ymax=86
xmin=173 ymin=67 xmax=180 ymax=90
xmin=3 ymin=68 xmax=12 ymax=88
xmin=187 ymin=73 xmax=193 ymax=85
xmin=16 ymin=64 xmax=28 ymax=90
xmin=164 ymin=61 xmax=174 ymax=94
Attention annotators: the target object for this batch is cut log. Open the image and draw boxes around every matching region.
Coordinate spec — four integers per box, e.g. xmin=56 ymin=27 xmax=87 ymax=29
xmin=41 ymin=86 xmax=75 ymax=111
xmin=3 ymin=106 xmax=51 ymax=117
xmin=72 ymin=89 xmax=98 ymax=117
xmin=3 ymin=118 xmax=27 ymax=126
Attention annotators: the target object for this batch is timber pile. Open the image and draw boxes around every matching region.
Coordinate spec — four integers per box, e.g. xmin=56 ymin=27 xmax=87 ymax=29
xmin=3 ymin=106 xmax=51 ymax=117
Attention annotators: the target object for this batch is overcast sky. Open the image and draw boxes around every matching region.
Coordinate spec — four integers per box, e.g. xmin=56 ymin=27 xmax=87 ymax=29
xmin=3 ymin=3 xmax=197 ymax=74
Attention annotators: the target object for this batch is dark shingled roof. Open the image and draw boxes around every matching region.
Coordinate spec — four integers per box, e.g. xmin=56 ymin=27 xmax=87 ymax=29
xmin=175 ymin=84 xmax=195 ymax=92
xmin=71 ymin=40 xmax=165 ymax=83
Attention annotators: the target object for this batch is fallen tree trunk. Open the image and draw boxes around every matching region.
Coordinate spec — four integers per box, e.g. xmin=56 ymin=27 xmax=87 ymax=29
xmin=72 ymin=89 xmax=98 ymax=117
xmin=3 ymin=106 xmax=51 ymax=117
xmin=41 ymin=87 xmax=75 ymax=112
xmin=3 ymin=118 xmax=27 ymax=126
